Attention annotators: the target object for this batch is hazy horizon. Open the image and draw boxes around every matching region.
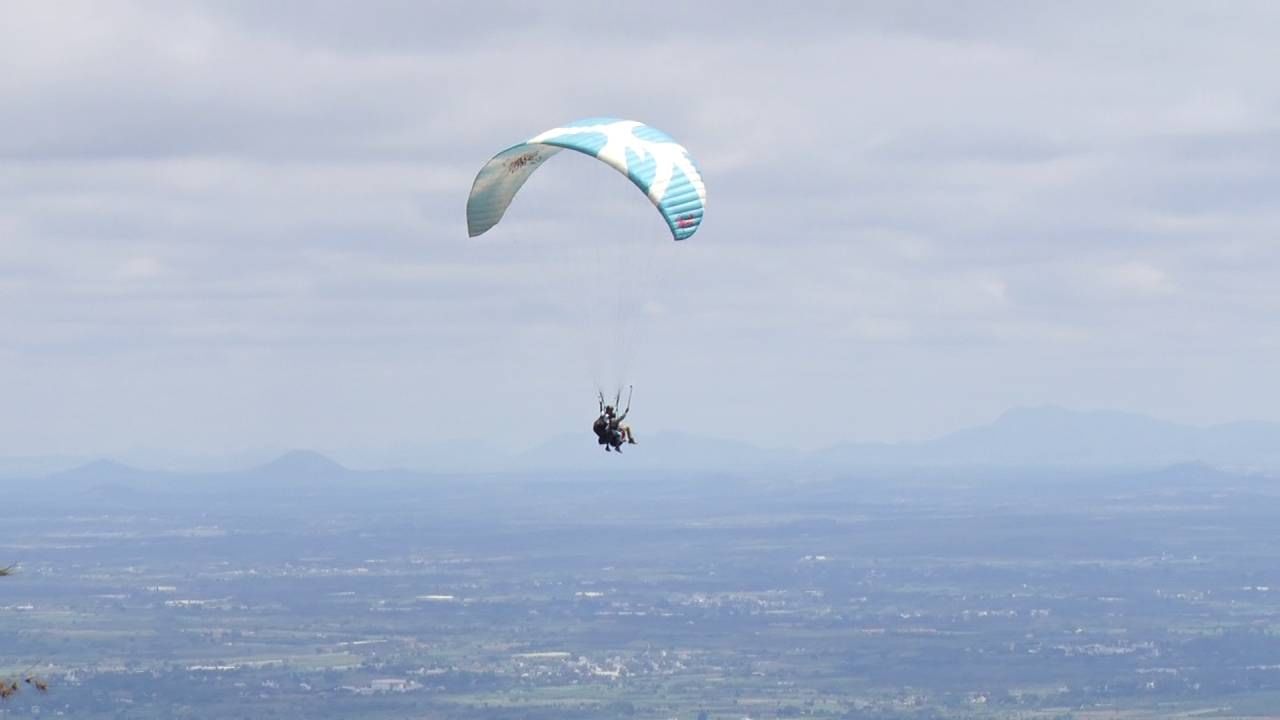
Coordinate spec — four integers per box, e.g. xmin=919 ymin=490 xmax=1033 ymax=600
xmin=5 ymin=403 xmax=1280 ymax=478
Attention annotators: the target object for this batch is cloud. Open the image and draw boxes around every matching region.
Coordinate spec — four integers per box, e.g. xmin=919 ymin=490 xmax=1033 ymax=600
xmin=117 ymin=256 xmax=166 ymax=281
xmin=0 ymin=1 xmax=1278 ymax=455
xmin=1093 ymin=262 xmax=1176 ymax=297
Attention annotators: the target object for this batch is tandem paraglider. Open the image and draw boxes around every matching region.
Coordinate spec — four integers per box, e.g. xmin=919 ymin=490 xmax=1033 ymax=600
xmin=465 ymin=118 xmax=707 ymax=453
xmin=593 ymin=386 xmax=637 ymax=453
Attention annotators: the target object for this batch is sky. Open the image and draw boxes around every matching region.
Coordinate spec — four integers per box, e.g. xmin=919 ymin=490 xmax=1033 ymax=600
xmin=2 ymin=1 xmax=1279 ymax=461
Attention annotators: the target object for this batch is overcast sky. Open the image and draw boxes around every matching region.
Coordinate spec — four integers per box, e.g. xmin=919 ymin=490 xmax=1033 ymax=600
xmin=2 ymin=1 xmax=1278 ymax=460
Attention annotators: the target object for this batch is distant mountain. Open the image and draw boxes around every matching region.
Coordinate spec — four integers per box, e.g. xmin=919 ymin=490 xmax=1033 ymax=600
xmin=113 ymin=445 xmax=290 ymax=473
xmin=16 ymin=407 xmax=1280 ymax=483
xmin=250 ymin=449 xmax=349 ymax=481
xmin=30 ymin=450 xmax=363 ymax=497
xmin=817 ymin=406 xmax=1280 ymax=469
xmin=29 ymin=459 xmax=175 ymax=508
xmin=46 ymin=458 xmax=161 ymax=485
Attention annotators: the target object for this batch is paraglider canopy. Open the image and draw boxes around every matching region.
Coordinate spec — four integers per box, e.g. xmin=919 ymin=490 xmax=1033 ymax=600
xmin=466 ymin=118 xmax=706 ymax=241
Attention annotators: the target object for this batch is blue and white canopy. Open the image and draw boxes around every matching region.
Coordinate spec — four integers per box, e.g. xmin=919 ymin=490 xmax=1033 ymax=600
xmin=466 ymin=118 xmax=706 ymax=241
